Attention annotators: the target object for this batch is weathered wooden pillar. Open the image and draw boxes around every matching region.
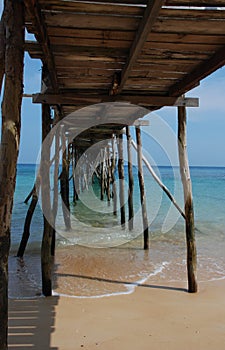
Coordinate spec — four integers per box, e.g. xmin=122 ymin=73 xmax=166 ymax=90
xmin=126 ymin=126 xmax=134 ymax=230
xmin=60 ymin=129 xmax=71 ymax=230
xmin=106 ymin=145 xmax=111 ymax=204
xmin=100 ymin=149 xmax=105 ymax=201
xmin=117 ymin=133 xmax=126 ymax=228
xmin=0 ymin=14 xmax=5 ymax=94
xmin=17 ymin=177 xmax=40 ymax=258
xmin=135 ymin=127 xmax=149 ymax=250
xmin=111 ymin=135 xmax=117 ymax=215
xmin=41 ymin=102 xmax=53 ymax=296
xmin=178 ymin=105 xmax=197 ymax=293
xmin=0 ymin=1 xmax=24 ymax=348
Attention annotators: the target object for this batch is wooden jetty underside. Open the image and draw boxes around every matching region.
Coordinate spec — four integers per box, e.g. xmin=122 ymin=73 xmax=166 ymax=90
xmin=25 ymin=0 xmax=225 ymax=142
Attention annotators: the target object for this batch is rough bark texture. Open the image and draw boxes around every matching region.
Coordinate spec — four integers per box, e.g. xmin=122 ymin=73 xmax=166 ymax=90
xmin=135 ymin=127 xmax=149 ymax=250
xmin=111 ymin=136 xmax=117 ymax=216
xmin=117 ymin=134 xmax=125 ymax=228
xmin=0 ymin=15 xmax=5 ymax=94
xmin=126 ymin=127 xmax=134 ymax=231
xmin=41 ymin=102 xmax=53 ymax=296
xmin=0 ymin=1 xmax=24 ymax=348
xmin=60 ymin=129 xmax=71 ymax=230
xmin=178 ymin=105 xmax=197 ymax=293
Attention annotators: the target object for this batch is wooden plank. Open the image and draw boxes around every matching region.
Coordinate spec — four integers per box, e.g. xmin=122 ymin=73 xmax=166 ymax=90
xmin=33 ymin=93 xmax=199 ymax=107
xmin=49 ymin=36 xmax=132 ymax=49
xmin=165 ymin=0 xmax=225 ymax=6
xmin=147 ymin=32 xmax=225 ymax=45
xmin=159 ymin=8 xmax=225 ymax=19
xmin=40 ymin=1 xmax=145 ymax=16
xmin=117 ymin=0 xmax=164 ymax=93
xmin=152 ymin=18 xmax=225 ymax=35
xmin=47 ymin=27 xmax=135 ymax=41
xmin=51 ymin=45 xmax=129 ymax=57
xmin=45 ymin=13 xmax=140 ymax=31
xmin=140 ymin=50 xmax=210 ymax=60
xmin=144 ymin=40 xmax=220 ymax=52
xmin=0 ymin=16 xmax=5 ymax=94
xmin=169 ymin=44 xmax=225 ymax=96
xmin=55 ymin=60 xmax=125 ymax=70
xmin=24 ymin=0 xmax=59 ymax=91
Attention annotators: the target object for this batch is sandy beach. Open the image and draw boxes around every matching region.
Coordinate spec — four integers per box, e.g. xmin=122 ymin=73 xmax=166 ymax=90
xmin=8 ymin=279 xmax=225 ymax=350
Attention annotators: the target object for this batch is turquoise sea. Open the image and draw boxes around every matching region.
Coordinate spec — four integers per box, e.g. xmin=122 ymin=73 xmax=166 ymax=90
xmin=9 ymin=164 xmax=225 ymax=298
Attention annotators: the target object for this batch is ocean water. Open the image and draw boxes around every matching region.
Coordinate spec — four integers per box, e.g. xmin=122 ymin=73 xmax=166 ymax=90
xmin=9 ymin=164 xmax=225 ymax=298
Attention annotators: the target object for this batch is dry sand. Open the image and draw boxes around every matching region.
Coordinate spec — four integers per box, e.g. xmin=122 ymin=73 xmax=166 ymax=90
xmin=8 ymin=279 xmax=225 ymax=350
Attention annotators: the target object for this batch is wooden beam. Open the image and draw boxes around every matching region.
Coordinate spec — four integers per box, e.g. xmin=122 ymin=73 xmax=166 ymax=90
xmin=169 ymin=45 xmax=225 ymax=96
xmin=177 ymin=104 xmax=197 ymax=293
xmin=115 ymin=0 xmax=164 ymax=93
xmin=24 ymin=0 xmax=59 ymax=92
xmin=0 ymin=1 xmax=25 ymax=349
xmin=33 ymin=93 xmax=199 ymax=107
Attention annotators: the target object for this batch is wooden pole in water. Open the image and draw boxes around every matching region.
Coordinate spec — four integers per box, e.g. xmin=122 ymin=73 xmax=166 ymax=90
xmin=178 ymin=105 xmax=197 ymax=293
xmin=41 ymin=100 xmax=53 ymax=296
xmin=0 ymin=2 xmax=24 ymax=348
xmin=117 ymin=134 xmax=126 ymax=228
xmin=135 ymin=127 xmax=149 ymax=250
xmin=100 ymin=149 xmax=105 ymax=201
xmin=60 ymin=129 xmax=71 ymax=230
xmin=111 ymin=135 xmax=117 ymax=215
xmin=17 ymin=177 xmax=40 ymax=258
xmin=126 ymin=126 xmax=134 ymax=230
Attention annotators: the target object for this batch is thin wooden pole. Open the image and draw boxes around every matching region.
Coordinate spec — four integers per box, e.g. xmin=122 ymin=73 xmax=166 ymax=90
xmin=117 ymin=134 xmax=126 ymax=228
xmin=106 ymin=145 xmax=111 ymax=204
xmin=178 ymin=105 xmax=197 ymax=293
xmin=17 ymin=177 xmax=40 ymax=258
xmin=0 ymin=2 xmax=24 ymax=348
xmin=41 ymin=101 xmax=53 ymax=296
xmin=100 ymin=149 xmax=105 ymax=201
xmin=135 ymin=127 xmax=149 ymax=250
xmin=111 ymin=135 xmax=117 ymax=215
xmin=60 ymin=130 xmax=71 ymax=230
xmin=126 ymin=126 xmax=134 ymax=230
xmin=0 ymin=14 xmax=5 ymax=94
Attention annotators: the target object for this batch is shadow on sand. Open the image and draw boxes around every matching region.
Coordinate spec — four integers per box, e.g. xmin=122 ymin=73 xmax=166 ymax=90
xmin=8 ymin=296 xmax=59 ymax=350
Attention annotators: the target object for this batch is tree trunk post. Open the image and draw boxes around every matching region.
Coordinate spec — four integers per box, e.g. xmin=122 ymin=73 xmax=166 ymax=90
xmin=40 ymin=99 xmax=53 ymax=297
xmin=178 ymin=105 xmax=198 ymax=293
xmin=135 ymin=127 xmax=149 ymax=250
xmin=0 ymin=1 xmax=24 ymax=348
xmin=17 ymin=178 xmax=40 ymax=258
xmin=111 ymin=135 xmax=117 ymax=216
xmin=60 ymin=129 xmax=71 ymax=230
xmin=126 ymin=126 xmax=134 ymax=230
xmin=0 ymin=14 xmax=5 ymax=94
xmin=117 ymin=134 xmax=126 ymax=228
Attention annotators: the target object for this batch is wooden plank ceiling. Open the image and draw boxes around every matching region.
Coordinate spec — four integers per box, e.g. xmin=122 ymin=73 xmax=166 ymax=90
xmin=24 ymin=0 xmax=225 ymax=143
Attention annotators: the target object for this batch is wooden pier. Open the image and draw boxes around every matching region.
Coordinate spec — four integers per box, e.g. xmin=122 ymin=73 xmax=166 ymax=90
xmin=1 ymin=1 xmax=225 ymax=348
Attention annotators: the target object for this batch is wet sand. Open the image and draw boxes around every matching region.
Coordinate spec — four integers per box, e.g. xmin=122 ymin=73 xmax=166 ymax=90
xmin=8 ymin=279 xmax=225 ymax=350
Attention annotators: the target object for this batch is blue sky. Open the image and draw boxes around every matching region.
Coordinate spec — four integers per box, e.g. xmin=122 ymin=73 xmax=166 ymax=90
xmin=1 ymin=2 xmax=225 ymax=166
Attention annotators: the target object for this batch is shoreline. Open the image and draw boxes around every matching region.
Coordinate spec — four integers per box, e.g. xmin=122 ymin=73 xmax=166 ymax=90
xmin=9 ymin=279 xmax=225 ymax=350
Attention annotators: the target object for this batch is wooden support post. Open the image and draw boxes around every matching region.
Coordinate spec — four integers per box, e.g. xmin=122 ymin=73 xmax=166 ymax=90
xmin=41 ymin=102 xmax=53 ymax=296
xmin=60 ymin=130 xmax=71 ymax=230
xmin=0 ymin=1 xmax=24 ymax=348
xmin=135 ymin=127 xmax=149 ymax=250
xmin=178 ymin=105 xmax=197 ymax=293
xmin=0 ymin=14 xmax=5 ymax=94
xmin=106 ymin=145 xmax=111 ymax=204
xmin=126 ymin=126 xmax=134 ymax=230
xmin=72 ymin=143 xmax=77 ymax=203
xmin=111 ymin=136 xmax=117 ymax=215
xmin=51 ymin=126 xmax=60 ymax=256
xmin=100 ymin=149 xmax=105 ymax=201
xmin=17 ymin=178 xmax=40 ymax=258
xmin=117 ymin=134 xmax=126 ymax=228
